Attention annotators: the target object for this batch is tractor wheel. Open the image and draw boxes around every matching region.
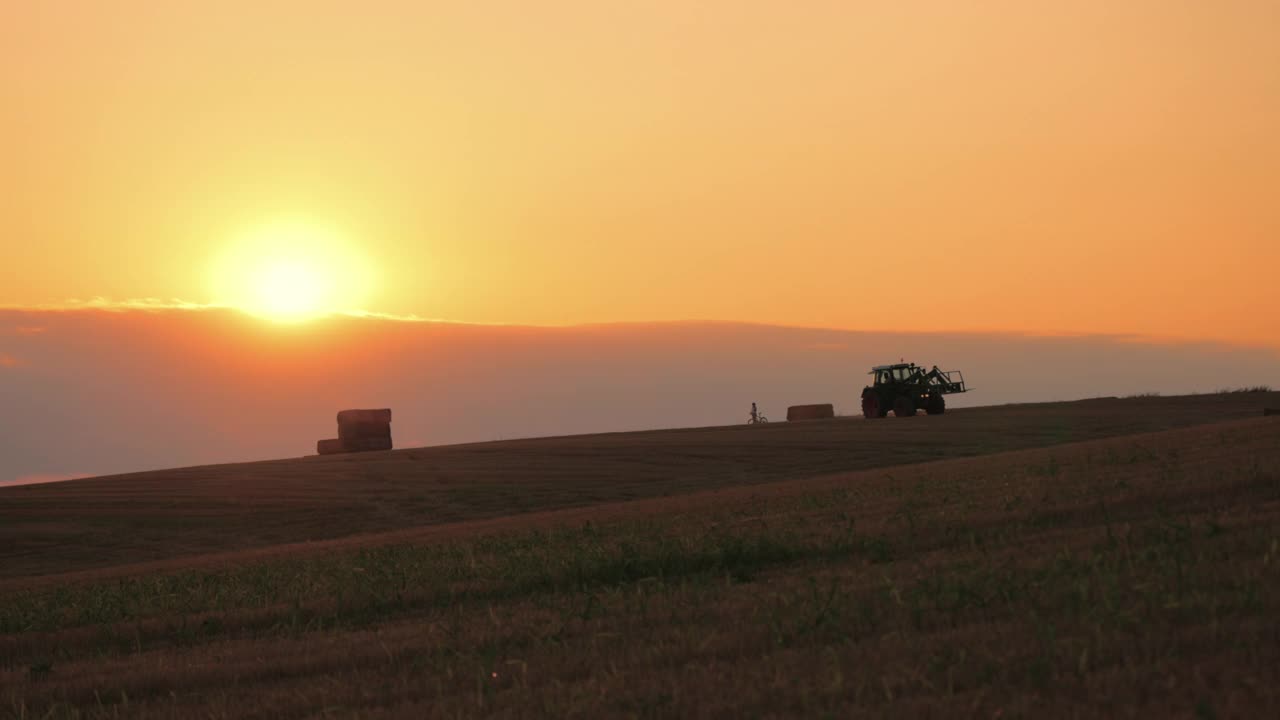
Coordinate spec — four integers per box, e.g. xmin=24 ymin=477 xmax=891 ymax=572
xmin=861 ymin=391 xmax=883 ymax=420
xmin=926 ymin=394 xmax=946 ymax=415
xmin=893 ymin=396 xmax=917 ymax=418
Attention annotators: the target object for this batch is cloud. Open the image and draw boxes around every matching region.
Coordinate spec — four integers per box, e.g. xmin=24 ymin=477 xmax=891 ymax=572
xmin=68 ymin=297 xmax=226 ymax=313
xmin=0 ymin=352 xmax=23 ymax=368
xmin=8 ymin=303 xmax=1267 ymax=350
xmin=0 ymin=298 xmax=451 ymax=325
xmin=1 ymin=325 xmax=47 ymax=337
xmin=0 ymin=297 xmax=233 ymax=315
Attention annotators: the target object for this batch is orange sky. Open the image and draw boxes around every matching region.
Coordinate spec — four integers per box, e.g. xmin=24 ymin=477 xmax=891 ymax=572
xmin=2 ymin=2 xmax=1277 ymax=345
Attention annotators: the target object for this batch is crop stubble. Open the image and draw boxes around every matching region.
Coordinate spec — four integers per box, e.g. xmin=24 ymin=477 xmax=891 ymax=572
xmin=1 ymin=394 xmax=1278 ymax=717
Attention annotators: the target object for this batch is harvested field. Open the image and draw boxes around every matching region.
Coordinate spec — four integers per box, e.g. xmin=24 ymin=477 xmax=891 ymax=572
xmin=1 ymin=416 xmax=1278 ymax=716
xmin=1 ymin=392 xmax=1274 ymax=581
xmin=1 ymin=393 xmax=1279 ymax=717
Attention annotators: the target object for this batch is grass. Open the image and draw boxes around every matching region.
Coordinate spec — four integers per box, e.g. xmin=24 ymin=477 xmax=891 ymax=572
xmin=2 ymin=412 xmax=1279 ymax=717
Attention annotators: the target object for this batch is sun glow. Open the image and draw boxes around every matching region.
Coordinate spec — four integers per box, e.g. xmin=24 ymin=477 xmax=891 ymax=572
xmin=210 ymin=220 xmax=373 ymax=322
xmin=250 ymin=260 xmax=329 ymax=319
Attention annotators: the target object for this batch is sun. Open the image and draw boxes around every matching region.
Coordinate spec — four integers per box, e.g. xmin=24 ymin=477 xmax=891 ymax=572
xmin=250 ymin=259 xmax=330 ymax=320
xmin=210 ymin=219 xmax=373 ymax=322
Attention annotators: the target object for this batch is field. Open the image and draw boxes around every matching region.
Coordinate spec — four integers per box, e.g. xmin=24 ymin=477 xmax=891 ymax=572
xmin=2 ymin=392 xmax=1278 ymax=718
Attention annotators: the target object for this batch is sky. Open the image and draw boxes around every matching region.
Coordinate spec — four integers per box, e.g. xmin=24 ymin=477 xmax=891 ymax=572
xmin=2 ymin=3 xmax=1279 ymax=483
xmin=2 ymin=1 xmax=1277 ymax=345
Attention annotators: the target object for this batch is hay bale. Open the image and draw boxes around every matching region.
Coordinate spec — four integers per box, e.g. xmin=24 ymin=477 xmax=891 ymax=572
xmin=787 ymin=403 xmax=835 ymax=421
xmin=330 ymin=408 xmax=393 ymax=453
xmin=343 ymin=436 xmax=393 ymax=452
xmin=1265 ymin=408 xmax=1280 ymax=417
xmin=337 ymin=408 xmax=392 ymax=425
xmin=338 ymin=421 xmax=392 ymax=443
xmin=316 ymin=438 xmax=346 ymax=455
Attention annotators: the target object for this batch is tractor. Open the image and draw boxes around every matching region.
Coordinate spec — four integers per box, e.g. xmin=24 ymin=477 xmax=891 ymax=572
xmin=861 ymin=363 xmax=969 ymax=419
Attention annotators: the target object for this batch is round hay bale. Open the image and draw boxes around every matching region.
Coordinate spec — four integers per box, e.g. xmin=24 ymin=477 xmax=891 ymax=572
xmin=786 ymin=403 xmax=835 ymax=421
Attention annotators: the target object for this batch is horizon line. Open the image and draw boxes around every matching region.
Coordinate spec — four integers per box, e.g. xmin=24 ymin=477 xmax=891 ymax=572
xmin=2 ymin=297 xmax=1278 ymax=354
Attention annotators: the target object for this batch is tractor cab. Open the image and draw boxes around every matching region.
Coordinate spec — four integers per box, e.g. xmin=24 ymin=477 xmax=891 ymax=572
xmin=872 ymin=364 xmax=918 ymax=387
